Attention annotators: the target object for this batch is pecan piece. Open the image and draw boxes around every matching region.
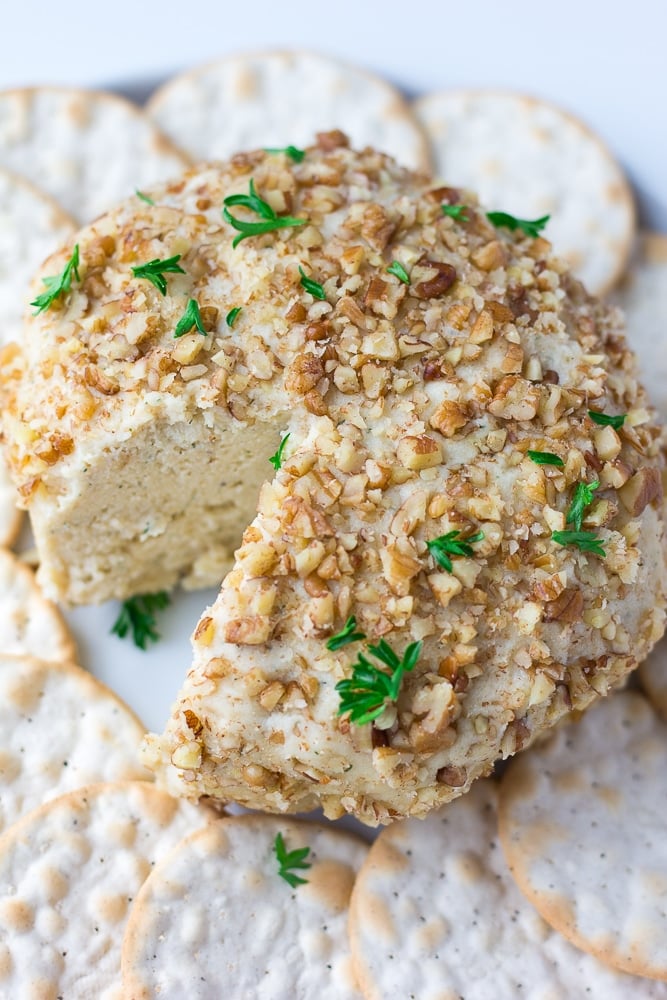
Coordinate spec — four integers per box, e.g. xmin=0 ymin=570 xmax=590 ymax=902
xmin=543 ymin=588 xmax=584 ymax=623
xmin=316 ymin=129 xmax=349 ymax=151
xmin=619 ymin=467 xmax=663 ymax=516
xmin=413 ymin=261 xmax=457 ymax=299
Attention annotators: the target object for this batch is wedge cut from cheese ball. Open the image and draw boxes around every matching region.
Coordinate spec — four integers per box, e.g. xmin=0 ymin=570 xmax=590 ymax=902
xmin=122 ymin=816 xmax=366 ymax=1000
xmin=4 ymin=137 xmax=666 ymax=824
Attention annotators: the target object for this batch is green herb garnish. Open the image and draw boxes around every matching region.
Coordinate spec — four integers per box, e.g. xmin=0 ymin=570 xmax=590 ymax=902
xmin=552 ymin=531 xmax=606 ymax=557
xmin=386 ymin=261 xmax=410 ymax=285
xmin=226 ymin=307 xmax=242 ymax=328
xmin=566 ymin=480 xmax=600 ymax=531
xmin=427 ymin=530 xmax=485 ymax=574
xmin=486 ymin=212 xmax=550 ymax=238
xmin=174 ymin=298 xmax=206 ymax=338
xmin=336 ymin=639 xmax=423 ymax=726
xmin=273 ymin=832 xmax=311 ymax=888
xmin=298 ymin=266 xmax=326 ymax=301
xmin=31 ymin=244 xmax=81 ymax=314
xmin=588 ymin=410 xmax=626 ymax=430
xmin=223 ymin=179 xmax=306 ymax=248
xmin=111 ymin=592 xmax=170 ymax=650
xmin=131 ymin=255 xmax=185 ymax=296
xmin=135 ymin=189 xmax=155 ymax=205
xmin=527 ymin=450 xmax=565 ymax=468
xmin=269 ymin=433 xmax=290 ymax=471
xmin=442 ymin=204 xmax=470 ymax=222
xmin=264 ymin=145 xmax=306 ymax=163
xmin=326 ymin=616 xmax=367 ymax=652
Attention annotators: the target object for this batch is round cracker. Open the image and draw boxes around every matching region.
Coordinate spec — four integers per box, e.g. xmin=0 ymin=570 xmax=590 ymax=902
xmin=350 ymin=779 xmax=667 ymax=999
xmin=499 ymin=691 xmax=667 ymax=981
xmin=0 ymin=653 xmax=150 ymax=833
xmin=413 ymin=89 xmax=635 ymax=295
xmin=146 ymin=49 xmax=431 ymax=172
xmin=0 ymin=87 xmax=190 ymax=223
xmin=0 ymin=548 xmax=75 ymax=661
xmin=639 ymin=637 xmax=667 ymax=720
xmin=0 ymin=781 xmax=213 ymax=999
xmin=610 ymin=233 xmax=667 ymax=416
xmin=122 ymin=815 xmax=366 ymax=999
xmin=0 ymin=461 xmax=22 ymax=549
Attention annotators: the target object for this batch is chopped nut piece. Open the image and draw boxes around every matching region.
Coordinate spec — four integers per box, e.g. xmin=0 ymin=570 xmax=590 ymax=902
xmin=429 ymin=400 xmax=469 ymax=438
xmin=396 ymin=435 xmax=442 ymax=471
xmin=543 ymin=589 xmax=584 ymax=623
xmin=619 ymin=467 xmax=663 ymax=516
xmin=413 ymin=260 xmax=457 ymax=299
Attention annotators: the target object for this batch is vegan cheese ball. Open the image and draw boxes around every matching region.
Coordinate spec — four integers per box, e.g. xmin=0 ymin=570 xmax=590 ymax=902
xmin=3 ymin=134 xmax=667 ymax=823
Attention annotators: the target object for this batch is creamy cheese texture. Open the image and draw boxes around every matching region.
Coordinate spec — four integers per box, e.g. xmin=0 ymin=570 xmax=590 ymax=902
xmin=3 ymin=135 xmax=667 ymax=823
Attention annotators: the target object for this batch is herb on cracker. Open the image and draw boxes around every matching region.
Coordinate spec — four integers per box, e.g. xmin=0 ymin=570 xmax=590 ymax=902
xmin=326 ymin=616 xmax=366 ymax=652
xmin=131 ymin=255 xmax=185 ymax=296
xmin=336 ymin=639 xmax=423 ymax=726
xmin=442 ymin=204 xmax=470 ymax=222
xmin=386 ymin=261 xmax=410 ymax=285
xmin=223 ymin=179 xmax=306 ymax=248
xmin=566 ymin=480 xmax=600 ymax=531
xmin=298 ymin=266 xmax=326 ymax=301
xmin=226 ymin=307 xmax=242 ymax=328
xmin=427 ymin=530 xmax=485 ymax=574
xmin=552 ymin=530 xmax=606 ymax=557
xmin=588 ymin=410 xmax=626 ymax=430
xmin=174 ymin=298 xmax=206 ymax=338
xmin=31 ymin=244 xmax=81 ymax=314
xmin=527 ymin=450 xmax=564 ymax=468
xmin=269 ymin=433 xmax=290 ymax=471
xmin=135 ymin=189 xmax=155 ymax=205
xmin=486 ymin=212 xmax=550 ymax=238
xmin=264 ymin=145 xmax=306 ymax=163
xmin=111 ymin=592 xmax=170 ymax=650
xmin=273 ymin=832 xmax=311 ymax=888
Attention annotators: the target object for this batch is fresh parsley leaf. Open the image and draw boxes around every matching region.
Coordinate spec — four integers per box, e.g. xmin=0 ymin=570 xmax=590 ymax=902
xmin=552 ymin=530 xmax=606 ymax=557
xmin=588 ymin=410 xmax=626 ymax=430
xmin=264 ymin=145 xmax=306 ymax=163
xmin=527 ymin=450 xmax=565 ymax=467
xmin=336 ymin=639 xmax=423 ymax=726
xmin=135 ymin=189 xmax=155 ymax=205
xmin=269 ymin=433 xmax=290 ymax=471
xmin=111 ymin=591 xmax=170 ymax=650
xmin=222 ymin=178 xmax=306 ymax=247
xmin=442 ymin=204 xmax=470 ymax=222
xmin=298 ymin=266 xmax=326 ymax=301
xmin=486 ymin=212 xmax=550 ymax=238
xmin=326 ymin=616 xmax=366 ymax=652
xmin=131 ymin=255 xmax=185 ymax=296
xmin=274 ymin=832 xmax=311 ymax=888
xmin=386 ymin=260 xmax=410 ymax=285
xmin=226 ymin=307 xmax=242 ymax=328
xmin=426 ymin=530 xmax=485 ymax=574
xmin=566 ymin=480 xmax=600 ymax=531
xmin=174 ymin=298 xmax=207 ymax=338
xmin=31 ymin=244 xmax=81 ymax=314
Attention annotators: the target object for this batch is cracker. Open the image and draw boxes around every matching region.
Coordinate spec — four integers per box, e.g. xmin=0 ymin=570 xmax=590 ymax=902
xmin=610 ymin=233 xmax=667 ymax=415
xmin=0 ymin=87 xmax=190 ymax=223
xmin=122 ymin=815 xmax=366 ymax=999
xmin=499 ymin=691 xmax=667 ymax=980
xmin=639 ymin=637 xmax=667 ymax=720
xmin=350 ymin=779 xmax=667 ymax=999
xmin=0 ymin=781 xmax=213 ymax=999
xmin=0 ymin=461 xmax=22 ymax=549
xmin=0 ymin=548 xmax=75 ymax=661
xmin=0 ymin=653 xmax=150 ymax=833
xmin=413 ymin=89 xmax=635 ymax=294
xmin=146 ymin=50 xmax=431 ymax=172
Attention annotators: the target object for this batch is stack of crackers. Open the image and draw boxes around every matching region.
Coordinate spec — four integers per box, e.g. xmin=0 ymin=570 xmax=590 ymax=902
xmin=0 ymin=49 xmax=665 ymax=997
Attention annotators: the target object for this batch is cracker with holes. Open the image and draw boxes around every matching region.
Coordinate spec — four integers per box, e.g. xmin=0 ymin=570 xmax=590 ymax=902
xmin=0 ymin=548 xmax=74 ymax=660
xmin=0 ymin=781 xmax=213 ymax=999
xmin=0 ymin=654 xmax=149 ymax=833
xmin=349 ymin=779 xmax=667 ymax=999
xmin=499 ymin=691 xmax=667 ymax=981
xmin=0 ymin=88 xmax=189 ymax=223
xmin=122 ymin=815 xmax=366 ymax=999
xmin=413 ymin=89 xmax=635 ymax=294
xmin=147 ymin=50 xmax=431 ymax=171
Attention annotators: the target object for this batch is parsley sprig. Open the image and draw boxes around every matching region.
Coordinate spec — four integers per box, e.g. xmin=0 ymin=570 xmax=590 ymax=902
xmin=386 ymin=261 xmax=410 ymax=285
xmin=298 ymin=266 xmax=326 ymax=300
xmin=336 ymin=639 xmax=423 ymax=726
xmin=269 ymin=433 xmax=290 ymax=471
xmin=442 ymin=204 xmax=470 ymax=222
xmin=588 ymin=410 xmax=626 ymax=430
xmin=566 ymin=480 xmax=600 ymax=531
xmin=264 ymin=145 xmax=306 ymax=163
xmin=131 ymin=255 xmax=185 ymax=296
xmin=174 ymin=298 xmax=206 ymax=338
xmin=111 ymin=592 xmax=170 ymax=650
xmin=527 ymin=450 xmax=564 ymax=468
xmin=427 ymin=530 xmax=485 ymax=574
xmin=326 ymin=616 xmax=366 ymax=652
xmin=487 ymin=212 xmax=550 ymax=238
xmin=223 ymin=179 xmax=306 ymax=247
xmin=274 ymin=833 xmax=311 ymax=888
xmin=552 ymin=531 xmax=606 ymax=557
xmin=226 ymin=307 xmax=242 ymax=328
xmin=31 ymin=245 xmax=81 ymax=314
xmin=135 ymin=189 xmax=155 ymax=205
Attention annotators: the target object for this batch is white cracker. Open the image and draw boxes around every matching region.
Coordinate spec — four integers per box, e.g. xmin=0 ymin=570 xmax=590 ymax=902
xmin=0 ymin=781 xmax=213 ymax=999
xmin=639 ymin=636 xmax=667 ymax=720
xmin=350 ymin=779 xmax=667 ymax=999
xmin=0 ymin=654 xmax=150 ymax=834
xmin=610 ymin=233 xmax=667 ymax=416
xmin=499 ymin=691 xmax=667 ymax=980
xmin=414 ymin=89 xmax=635 ymax=294
xmin=0 ymin=461 xmax=22 ymax=548
xmin=0 ymin=88 xmax=189 ymax=223
xmin=0 ymin=548 xmax=75 ymax=661
xmin=122 ymin=815 xmax=366 ymax=999
xmin=147 ymin=50 xmax=431 ymax=172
